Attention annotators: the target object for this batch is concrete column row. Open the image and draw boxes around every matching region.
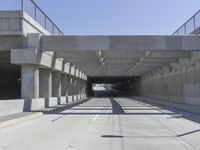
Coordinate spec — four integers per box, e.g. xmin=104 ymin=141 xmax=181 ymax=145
xmin=11 ymin=47 xmax=87 ymax=100
xmin=21 ymin=65 xmax=87 ymax=100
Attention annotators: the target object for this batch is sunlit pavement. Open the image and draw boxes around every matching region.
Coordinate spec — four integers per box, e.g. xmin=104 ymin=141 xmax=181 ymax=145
xmin=0 ymin=94 xmax=200 ymax=150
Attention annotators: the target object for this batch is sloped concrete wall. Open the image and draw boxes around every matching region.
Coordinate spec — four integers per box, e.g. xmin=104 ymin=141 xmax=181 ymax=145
xmin=0 ymin=98 xmax=45 ymax=116
xmin=140 ymin=52 xmax=200 ymax=105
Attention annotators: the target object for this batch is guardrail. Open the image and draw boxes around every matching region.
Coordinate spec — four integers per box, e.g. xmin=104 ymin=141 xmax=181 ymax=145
xmin=21 ymin=0 xmax=63 ymax=35
xmin=173 ymin=9 xmax=200 ymax=35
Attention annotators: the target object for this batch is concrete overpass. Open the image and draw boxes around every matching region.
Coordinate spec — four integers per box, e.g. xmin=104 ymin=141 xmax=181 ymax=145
xmin=1 ymin=0 xmax=200 ymax=149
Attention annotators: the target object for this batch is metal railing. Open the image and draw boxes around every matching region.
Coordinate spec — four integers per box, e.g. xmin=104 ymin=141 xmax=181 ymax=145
xmin=21 ymin=0 xmax=63 ymax=35
xmin=173 ymin=9 xmax=200 ymax=35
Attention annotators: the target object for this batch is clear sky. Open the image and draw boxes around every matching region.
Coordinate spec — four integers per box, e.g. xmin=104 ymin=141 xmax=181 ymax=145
xmin=1 ymin=0 xmax=200 ymax=35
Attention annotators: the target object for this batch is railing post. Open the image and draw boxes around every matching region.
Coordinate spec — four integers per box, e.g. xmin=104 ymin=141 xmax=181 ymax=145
xmin=21 ymin=0 xmax=24 ymax=10
xmin=45 ymin=17 xmax=47 ymax=29
xmin=52 ymin=24 xmax=54 ymax=35
xmin=193 ymin=16 xmax=196 ymax=31
xmin=184 ymin=25 xmax=186 ymax=35
xmin=34 ymin=5 xmax=37 ymax=20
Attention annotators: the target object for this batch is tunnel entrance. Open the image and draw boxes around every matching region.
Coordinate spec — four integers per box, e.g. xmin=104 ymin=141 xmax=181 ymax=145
xmin=92 ymin=84 xmax=108 ymax=91
xmin=88 ymin=77 xmax=141 ymax=97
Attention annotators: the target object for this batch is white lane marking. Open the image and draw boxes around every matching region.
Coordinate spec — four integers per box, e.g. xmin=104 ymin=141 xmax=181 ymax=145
xmin=92 ymin=115 xmax=99 ymax=122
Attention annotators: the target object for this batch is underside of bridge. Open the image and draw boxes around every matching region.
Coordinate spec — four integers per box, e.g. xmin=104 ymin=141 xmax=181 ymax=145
xmin=0 ymin=8 xmax=200 ymax=114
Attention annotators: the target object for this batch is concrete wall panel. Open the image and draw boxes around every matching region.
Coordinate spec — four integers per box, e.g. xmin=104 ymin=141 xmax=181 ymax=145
xmin=139 ymin=54 xmax=200 ymax=105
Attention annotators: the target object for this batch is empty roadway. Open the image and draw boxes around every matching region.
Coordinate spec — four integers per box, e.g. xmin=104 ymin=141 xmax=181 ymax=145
xmin=0 ymin=90 xmax=200 ymax=150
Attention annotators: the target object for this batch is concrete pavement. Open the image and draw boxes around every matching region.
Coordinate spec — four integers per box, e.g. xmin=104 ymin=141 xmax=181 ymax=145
xmin=0 ymin=96 xmax=200 ymax=150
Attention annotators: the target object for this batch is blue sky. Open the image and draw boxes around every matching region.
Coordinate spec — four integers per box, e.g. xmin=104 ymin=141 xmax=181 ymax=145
xmin=1 ymin=0 xmax=200 ymax=35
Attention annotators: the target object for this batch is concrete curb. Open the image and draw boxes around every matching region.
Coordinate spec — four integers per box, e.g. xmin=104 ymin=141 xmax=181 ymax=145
xmin=0 ymin=112 xmax=43 ymax=129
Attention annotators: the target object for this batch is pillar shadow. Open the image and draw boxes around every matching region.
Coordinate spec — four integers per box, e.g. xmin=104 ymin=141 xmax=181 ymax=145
xmin=45 ymin=98 xmax=49 ymax=108
xmin=131 ymin=97 xmax=200 ymax=124
xmin=23 ymin=98 xmax=32 ymax=112
xmin=57 ymin=97 xmax=61 ymax=105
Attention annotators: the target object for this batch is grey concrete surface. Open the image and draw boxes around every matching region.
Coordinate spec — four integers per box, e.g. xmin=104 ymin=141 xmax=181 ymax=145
xmin=40 ymin=35 xmax=200 ymax=51
xmin=39 ymin=68 xmax=52 ymax=98
xmin=0 ymin=98 xmax=45 ymax=116
xmin=0 ymin=11 xmax=50 ymax=36
xmin=52 ymin=72 xmax=61 ymax=97
xmin=0 ymin=96 xmax=200 ymax=150
xmin=139 ymin=53 xmax=200 ymax=105
xmin=0 ymin=112 xmax=43 ymax=129
xmin=134 ymin=97 xmax=200 ymax=115
xmin=21 ymin=64 xmax=39 ymax=99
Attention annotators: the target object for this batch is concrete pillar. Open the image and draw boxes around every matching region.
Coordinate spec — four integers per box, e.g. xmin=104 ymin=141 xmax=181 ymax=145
xmin=39 ymin=68 xmax=52 ymax=98
xmin=67 ymin=76 xmax=73 ymax=102
xmin=73 ymin=77 xmax=78 ymax=101
xmin=52 ymin=72 xmax=61 ymax=97
xmin=61 ymin=74 xmax=68 ymax=97
xmin=83 ymin=81 xmax=87 ymax=98
xmin=68 ymin=76 xmax=77 ymax=101
xmin=77 ymin=79 xmax=81 ymax=100
xmin=21 ymin=65 xmax=39 ymax=98
xmin=80 ymin=80 xmax=84 ymax=98
xmin=80 ymin=80 xmax=84 ymax=99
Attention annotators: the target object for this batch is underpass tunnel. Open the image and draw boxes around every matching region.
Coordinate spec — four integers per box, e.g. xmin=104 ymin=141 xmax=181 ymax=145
xmin=88 ymin=76 xmax=141 ymax=97
xmin=0 ymin=8 xmax=200 ymax=106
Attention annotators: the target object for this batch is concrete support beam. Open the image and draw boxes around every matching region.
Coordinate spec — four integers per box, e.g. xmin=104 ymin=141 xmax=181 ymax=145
xmin=27 ymin=33 xmax=40 ymax=49
xmin=143 ymin=57 xmax=178 ymax=63
xmin=21 ymin=64 xmax=39 ymax=99
xmin=70 ymin=66 xmax=76 ymax=76
xmin=149 ymin=51 xmax=191 ymax=58
xmin=39 ymin=69 xmax=52 ymax=98
xmin=62 ymin=62 xmax=71 ymax=74
xmin=139 ymin=62 xmax=169 ymax=67
xmin=11 ymin=48 xmax=54 ymax=69
xmin=41 ymin=35 xmax=200 ymax=51
xmin=52 ymin=58 xmax=64 ymax=72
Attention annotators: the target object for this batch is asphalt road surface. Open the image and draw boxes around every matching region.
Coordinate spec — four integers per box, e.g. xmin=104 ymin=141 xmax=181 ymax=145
xmin=0 ymin=91 xmax=200 ymax=150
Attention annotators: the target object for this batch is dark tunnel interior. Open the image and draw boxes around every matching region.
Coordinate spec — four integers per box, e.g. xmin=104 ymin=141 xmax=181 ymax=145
xmin=0 ymin=51 xmax=21 ymax=100
xmin=87 ymin=76 xmax=141 ymax=97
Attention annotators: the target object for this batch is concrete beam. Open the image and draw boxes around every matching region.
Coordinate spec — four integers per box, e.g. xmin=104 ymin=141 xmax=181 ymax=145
xmin=143 ymin=57 xmax=178 ymax=63
xmin=40 ymin=35 xmax=200 ymax=51
xmin=11 ymin=49 xmax=63 ymax=71
xmin=52 ymin=58 xmax=64 ymax=72
xmin=62 ymin=62 xmax=71 ymax=74
xmin=70 ymin=66 xmax=76 ymax=76
xmin=139 ymin=62 xmax=169 ymax=67
xmin=0 ymin=35 xmax=23 ymax=51
xmin=149 ymin=51 xmax=191 ymax=58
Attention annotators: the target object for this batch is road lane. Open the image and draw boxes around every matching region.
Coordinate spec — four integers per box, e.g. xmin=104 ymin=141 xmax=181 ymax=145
xmin=0 ymin=97 xmax=200 ymax=150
